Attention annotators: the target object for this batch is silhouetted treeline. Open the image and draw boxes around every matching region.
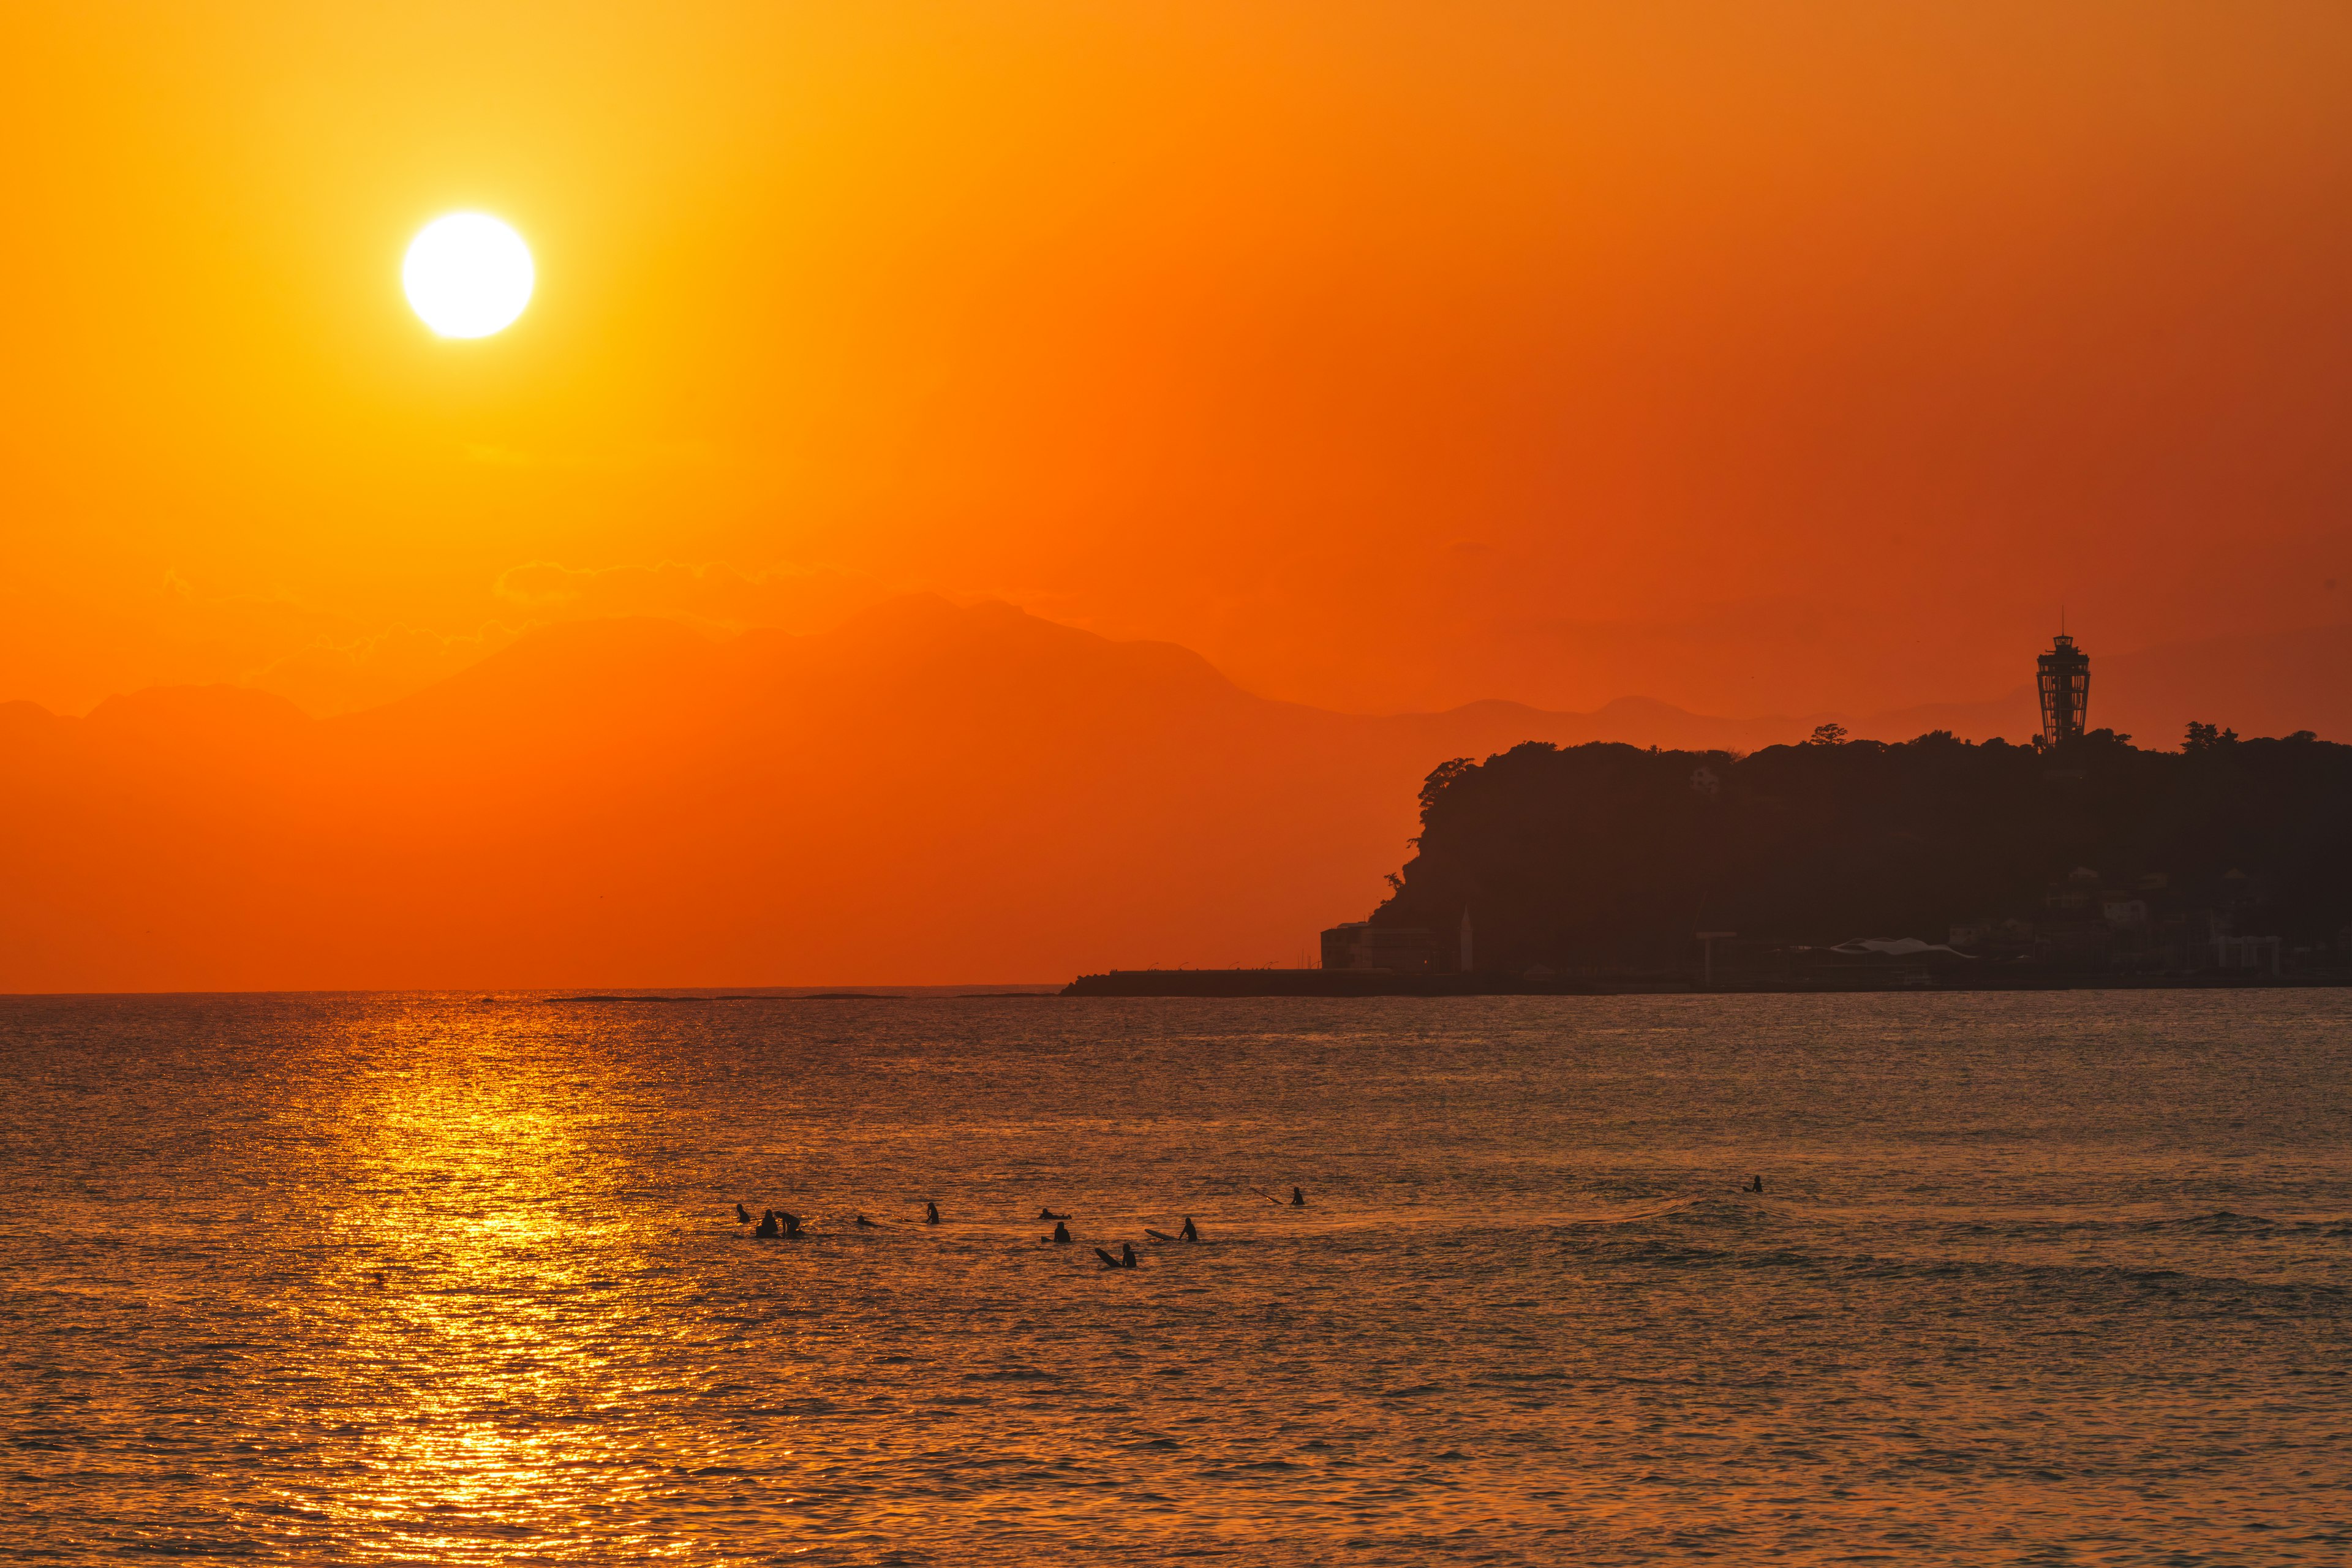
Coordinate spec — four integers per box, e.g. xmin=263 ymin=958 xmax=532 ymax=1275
xmin=1371 ymin=728 xmax=2352 ymax=971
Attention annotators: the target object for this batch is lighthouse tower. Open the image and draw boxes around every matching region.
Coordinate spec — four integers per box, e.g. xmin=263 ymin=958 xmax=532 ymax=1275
xmin=2036 ymin=631 xmax=2090 ymax=747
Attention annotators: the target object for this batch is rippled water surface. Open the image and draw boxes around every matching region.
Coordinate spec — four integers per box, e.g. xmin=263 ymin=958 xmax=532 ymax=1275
xmin=4 ymin=991 xmax=2349 ymax=1564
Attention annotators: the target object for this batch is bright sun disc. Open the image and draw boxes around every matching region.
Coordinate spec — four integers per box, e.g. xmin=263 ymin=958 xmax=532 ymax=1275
xmin=403 ymin=214 xmax=533 ymax=338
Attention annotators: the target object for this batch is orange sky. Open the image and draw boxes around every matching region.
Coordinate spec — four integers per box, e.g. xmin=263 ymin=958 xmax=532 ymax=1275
xmin=5 ymin=1 xmax=2351 ymax=723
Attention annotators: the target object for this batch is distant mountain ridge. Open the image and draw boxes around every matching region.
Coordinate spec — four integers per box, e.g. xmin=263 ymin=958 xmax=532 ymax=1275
xmin=26 ymin=597 xmax=2347 ymax=750
xmin=2 ymin=596 xmax=2342 ymax=990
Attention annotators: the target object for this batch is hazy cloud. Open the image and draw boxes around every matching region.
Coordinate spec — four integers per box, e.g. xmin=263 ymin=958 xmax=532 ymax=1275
xmin=108 ymin=560 xmax=904 ymax=720
xmin=461 ymin=439 xmax=720 ymax=471
xmin=494 ymin=560 xmax=894 ymax=635
xmin=243 ymin=623 xmax=522 ymax=718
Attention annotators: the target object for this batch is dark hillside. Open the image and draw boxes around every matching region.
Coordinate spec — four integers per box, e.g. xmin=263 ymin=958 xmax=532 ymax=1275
xmin=1371 ymin=731 xmax=2352 ymax=974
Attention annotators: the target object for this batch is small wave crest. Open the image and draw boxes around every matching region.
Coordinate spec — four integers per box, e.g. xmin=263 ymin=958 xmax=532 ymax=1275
xmin=1947 ymin=1209 xmax=2352 ymax=1240
xmin=1553 ymin=1194 xmax=1771 ymax=1234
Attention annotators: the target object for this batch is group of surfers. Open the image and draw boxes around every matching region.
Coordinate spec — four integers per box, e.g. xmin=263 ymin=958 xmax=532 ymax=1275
xmin=737 ymin=1199 xmax=951 ymax=1238
xmin=734 ymin=1185 xmax=1310 ymax=1265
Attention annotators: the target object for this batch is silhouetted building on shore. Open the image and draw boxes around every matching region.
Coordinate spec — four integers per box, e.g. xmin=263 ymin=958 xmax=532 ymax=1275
xmin=1321 ymin=911 xmax=1478 ymax=973
xmin=1321 ymin=922 xmax=1437 ymax=973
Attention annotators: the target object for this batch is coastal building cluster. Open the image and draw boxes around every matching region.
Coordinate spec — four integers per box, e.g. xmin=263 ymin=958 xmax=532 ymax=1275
xmin=1320 ymin=911 xmax=1472 ymax=975
xmin=1314 ymin=861 xmax=2309 ymax=986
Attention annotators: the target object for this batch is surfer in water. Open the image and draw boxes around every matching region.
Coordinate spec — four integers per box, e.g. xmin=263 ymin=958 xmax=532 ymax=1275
xmin=1037 ymin=1207 xmax=1071 ymax=1221
xmin=1290 ymin=1186 xmax=1307 ymax=1207
xmin=754 ymin=1210 xmax=781 ymax=1238
xmin=1180 ymin=1215 xmax=1199 ymax=1242
xmin=1094 ymin=1242 xmax=1140 ymax=1269
xmin=1746 ymin=1175 xmax=1765 ymax=1193
xmin=925 ymin=1202 xmax=940 ymax=1225
xmin=1046 ymin=1221 xmax=1072 ymax=1244
xmin=856 ymin=1214 xmax=881 ymax=1228
xmin=736 ymin=1202 xmax=752 ymax=1224
xmin=778 ymin=1211 xmax=805 ymax=1237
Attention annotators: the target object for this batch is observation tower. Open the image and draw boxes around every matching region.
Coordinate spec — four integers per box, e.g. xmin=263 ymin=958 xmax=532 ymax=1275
xmin=2036 ymin=631 xmax=2090 ymax=746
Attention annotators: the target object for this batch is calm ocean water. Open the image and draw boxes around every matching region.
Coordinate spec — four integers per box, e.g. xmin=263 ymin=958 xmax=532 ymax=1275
xmin=2 ymin=991 xmax=2348 ymax=1564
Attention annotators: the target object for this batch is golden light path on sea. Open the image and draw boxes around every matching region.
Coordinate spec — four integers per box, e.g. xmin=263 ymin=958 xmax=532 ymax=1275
xmin=270 ymin=1011 xmax=763 ymax=1561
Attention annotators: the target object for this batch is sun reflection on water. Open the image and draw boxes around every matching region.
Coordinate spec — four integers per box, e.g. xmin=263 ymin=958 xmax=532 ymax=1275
xmin=266 ymin=1015 xmax=722 ymax=1561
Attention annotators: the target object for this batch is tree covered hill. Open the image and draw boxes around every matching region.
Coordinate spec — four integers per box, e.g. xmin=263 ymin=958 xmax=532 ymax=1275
xmin=1370 ymin=729 xmax=2352 ymax=973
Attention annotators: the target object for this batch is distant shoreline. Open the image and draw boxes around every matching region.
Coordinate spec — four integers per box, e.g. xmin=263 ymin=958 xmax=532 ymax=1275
xmin=2 ymin=978 xmax=2340 ymax=1001
xmin=1061 ymin=968 xmax=2347 ymax=997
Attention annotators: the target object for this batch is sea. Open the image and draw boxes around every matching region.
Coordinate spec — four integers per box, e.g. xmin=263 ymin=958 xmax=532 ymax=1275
xmin=2 ymin=990 xmax=2346 ymax=1565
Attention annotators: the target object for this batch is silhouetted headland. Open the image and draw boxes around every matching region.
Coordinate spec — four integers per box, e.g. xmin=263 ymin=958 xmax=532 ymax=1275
xmin=1069 ymin=723 xmax=2352 ymax=995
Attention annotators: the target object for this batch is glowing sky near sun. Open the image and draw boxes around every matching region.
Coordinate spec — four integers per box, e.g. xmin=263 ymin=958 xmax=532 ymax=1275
xmin=2 ymin=1 xmax=2350 ymax=723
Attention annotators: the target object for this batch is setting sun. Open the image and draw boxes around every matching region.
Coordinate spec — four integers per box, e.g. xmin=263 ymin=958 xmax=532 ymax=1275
xmin=402 ymin=213 xmax=533 ymax=339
